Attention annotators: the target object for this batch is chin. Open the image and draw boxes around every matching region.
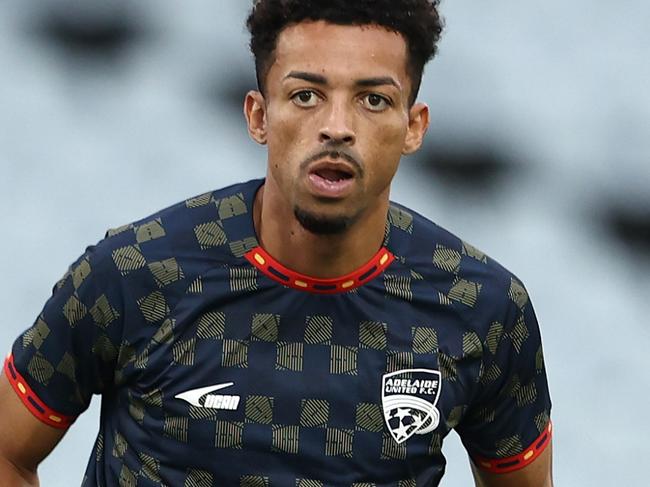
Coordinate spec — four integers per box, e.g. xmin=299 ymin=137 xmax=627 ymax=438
xmin=293 ymin=206 xmax=357 ymax=236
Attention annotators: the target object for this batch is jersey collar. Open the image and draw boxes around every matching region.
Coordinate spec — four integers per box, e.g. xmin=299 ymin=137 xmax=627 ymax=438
xmin=245 ymin=245 xmax=395 ymax=295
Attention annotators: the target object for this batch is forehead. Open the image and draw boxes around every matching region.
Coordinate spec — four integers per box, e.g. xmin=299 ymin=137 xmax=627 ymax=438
xmin=270 ymin=21 xmax=409 ymax=85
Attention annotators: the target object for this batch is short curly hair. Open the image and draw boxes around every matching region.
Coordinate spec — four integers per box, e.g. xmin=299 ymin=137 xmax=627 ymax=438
xmin=246 ymin=0 xmax=444 ymax=105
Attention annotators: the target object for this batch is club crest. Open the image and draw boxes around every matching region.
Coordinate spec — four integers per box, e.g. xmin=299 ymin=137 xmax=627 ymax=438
xmin=382 ymin=368 xmax=442 ymax=444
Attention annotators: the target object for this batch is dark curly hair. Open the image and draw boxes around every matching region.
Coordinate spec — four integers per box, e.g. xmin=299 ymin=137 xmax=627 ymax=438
xmin=246 ymin=0 xmax=444 ymax=105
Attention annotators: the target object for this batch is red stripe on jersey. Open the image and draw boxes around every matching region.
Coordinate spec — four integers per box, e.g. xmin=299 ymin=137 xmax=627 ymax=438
xmin=473 ymin=421 xmax=553 ymax=474
xmin=3 ymin=354 xmax=75 ymax=429
xmin=245 ymin=246 xmax=395 ymax=294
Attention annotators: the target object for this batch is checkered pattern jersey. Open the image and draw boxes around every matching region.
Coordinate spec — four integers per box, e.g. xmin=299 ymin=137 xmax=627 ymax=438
xmin=5 ymin=179 xmax=552 ymax=486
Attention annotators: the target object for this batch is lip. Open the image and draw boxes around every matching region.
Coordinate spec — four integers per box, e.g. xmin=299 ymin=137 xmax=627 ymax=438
xmin=306 ymin=160 xmax=357 ymax=199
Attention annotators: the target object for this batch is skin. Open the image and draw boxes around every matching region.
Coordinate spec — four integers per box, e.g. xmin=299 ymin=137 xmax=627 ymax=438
xmin=0 ymin=19 xmax=552 ymax=487
xmin=244 ymin=21 xmax=429 ymax=278
xmin=0 ymin=373 xmax=65 ymax=486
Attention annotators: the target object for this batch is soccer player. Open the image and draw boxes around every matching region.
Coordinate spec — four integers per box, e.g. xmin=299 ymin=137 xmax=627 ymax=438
xmin=0 ymin=1 xmax=553 ymax=486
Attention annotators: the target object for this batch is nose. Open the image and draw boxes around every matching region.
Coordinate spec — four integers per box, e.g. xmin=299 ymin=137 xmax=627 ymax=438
xmin=318 ymin=99 xmax=356 ymax=146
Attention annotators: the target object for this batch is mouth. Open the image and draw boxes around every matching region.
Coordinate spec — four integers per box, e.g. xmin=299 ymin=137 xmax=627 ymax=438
xmin=312 ymin=167 xmax=354 ymax=182
xmin=307 ymin=161 xmax=356 ymax=198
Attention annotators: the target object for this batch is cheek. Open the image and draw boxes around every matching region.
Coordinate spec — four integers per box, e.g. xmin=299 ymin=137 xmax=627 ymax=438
xmin=266 ymin=109 xmax=308 ymax=165
xmin=363 ymin=119 xmax=407 ymax=186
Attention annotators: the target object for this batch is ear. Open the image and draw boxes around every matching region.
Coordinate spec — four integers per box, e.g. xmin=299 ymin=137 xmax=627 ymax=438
xmin=402 ymin=102 xmax=430 ymax=155
xmin=244 ymin=90 xmax=268 ymax=145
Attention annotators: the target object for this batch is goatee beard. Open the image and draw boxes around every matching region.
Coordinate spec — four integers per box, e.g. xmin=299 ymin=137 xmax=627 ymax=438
xmin=294 ymin=206 xmax=355 ymax=235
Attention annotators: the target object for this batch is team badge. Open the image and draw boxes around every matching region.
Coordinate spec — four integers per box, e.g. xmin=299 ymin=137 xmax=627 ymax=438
xmin=382 ymin=368 xmax=442 ymax=444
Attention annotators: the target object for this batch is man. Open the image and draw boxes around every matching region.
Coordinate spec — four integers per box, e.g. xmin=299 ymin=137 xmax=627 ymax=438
xmin=0 ymin=1 xmax=552 ymax=485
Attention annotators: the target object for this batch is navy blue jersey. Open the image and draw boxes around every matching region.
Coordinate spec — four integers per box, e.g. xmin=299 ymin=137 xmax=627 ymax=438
xmin=5 ymin=179 xmax=551 ymax=486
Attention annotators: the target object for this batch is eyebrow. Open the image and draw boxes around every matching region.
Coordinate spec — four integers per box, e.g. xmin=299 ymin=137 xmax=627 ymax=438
xmin=284 ymin=71 xmax=400 ymax=90
xmin=284 ymin=71 xmax=328 ymax=84
xmin=355 ymin=76 xmax=400 ymax=89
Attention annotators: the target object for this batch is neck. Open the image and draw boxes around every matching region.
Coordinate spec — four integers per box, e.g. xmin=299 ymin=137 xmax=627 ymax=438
xmin=253 ymin=181 xmax=389 ymax=279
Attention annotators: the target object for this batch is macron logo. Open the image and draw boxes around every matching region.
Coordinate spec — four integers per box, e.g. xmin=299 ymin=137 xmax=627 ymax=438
xmin=175 ymin=382 xmax=241 ymax=411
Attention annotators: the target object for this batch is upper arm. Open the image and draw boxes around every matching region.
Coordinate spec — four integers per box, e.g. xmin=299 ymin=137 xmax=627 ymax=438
xmin=0 ymin=236 xmax=129 ymax=481
xmin=0 ymin=372 xmax=67 ymax=478
xmin=7 ymin=238 xmax=128 ymax=421
xmin=471 ymin=439 xmax=553 ymax=487
xmin=456 ymin=276 xmax=553 ymax=481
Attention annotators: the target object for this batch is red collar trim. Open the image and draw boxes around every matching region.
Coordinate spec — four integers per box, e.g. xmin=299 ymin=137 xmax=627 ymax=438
xmin=244 ymin=246 xmax=395 ymax=294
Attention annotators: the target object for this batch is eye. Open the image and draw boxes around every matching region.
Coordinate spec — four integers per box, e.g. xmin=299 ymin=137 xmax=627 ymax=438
xmin=361 ymin=93 xmax=391 ymax=112
xmin=291 ymin=90 xmax=320 ymax=108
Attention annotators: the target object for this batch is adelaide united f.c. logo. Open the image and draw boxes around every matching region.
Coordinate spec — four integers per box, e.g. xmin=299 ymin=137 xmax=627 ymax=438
xmin=382 ymin=368 xmax=442 ymax=444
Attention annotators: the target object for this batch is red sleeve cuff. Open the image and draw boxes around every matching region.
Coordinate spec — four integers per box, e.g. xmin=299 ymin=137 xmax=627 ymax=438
xmin=472 ymin=420 xmax=553 ymax=474
xmin=3 ymin=354 xmax=75 ymax=429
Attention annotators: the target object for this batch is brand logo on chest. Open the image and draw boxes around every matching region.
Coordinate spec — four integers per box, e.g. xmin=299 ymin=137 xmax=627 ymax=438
xmin=382 ymin=369 xmax=442 ymax=444
xmin=175 ymin=382 xmax=241 ymax=411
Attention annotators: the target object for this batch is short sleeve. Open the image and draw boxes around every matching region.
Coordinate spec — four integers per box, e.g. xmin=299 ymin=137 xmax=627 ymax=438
xmin=456 ymin=278 xmax=552 ymax=474
xmin=4 ymin=236 xmax=126 ymax=429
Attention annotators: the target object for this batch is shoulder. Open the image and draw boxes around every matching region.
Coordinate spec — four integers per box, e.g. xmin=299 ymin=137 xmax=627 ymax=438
xmin=386 ymin=201 xmax=529 ymax=335
xmin=107 ymin=179 xmax=259 ymax=259
xmin=73 ymin=179 xmax=261 ymax=295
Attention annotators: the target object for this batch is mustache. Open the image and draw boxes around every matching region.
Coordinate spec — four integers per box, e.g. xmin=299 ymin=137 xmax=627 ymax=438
xmin=300 ymin=147 xmax=364 ymax=177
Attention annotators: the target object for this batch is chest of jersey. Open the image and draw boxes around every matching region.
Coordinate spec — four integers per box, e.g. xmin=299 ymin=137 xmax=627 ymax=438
xmin=106 ymin=267 xmax=482 ymax=486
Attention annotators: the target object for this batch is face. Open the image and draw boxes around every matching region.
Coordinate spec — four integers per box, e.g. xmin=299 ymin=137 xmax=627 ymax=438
xmin=245 ymin=21 xmax=429 ymax=234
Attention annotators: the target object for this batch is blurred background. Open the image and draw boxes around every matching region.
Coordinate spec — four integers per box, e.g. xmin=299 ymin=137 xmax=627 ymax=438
xmin=1 ymin=0 xmax=649 ymax=485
